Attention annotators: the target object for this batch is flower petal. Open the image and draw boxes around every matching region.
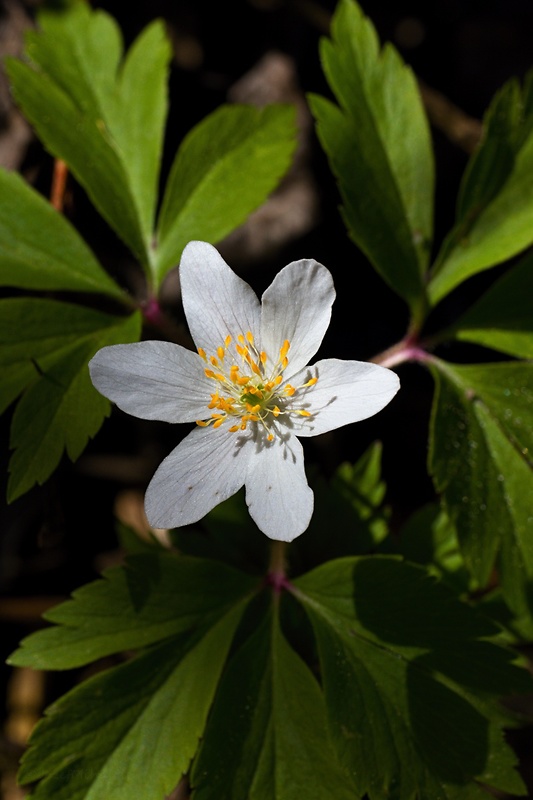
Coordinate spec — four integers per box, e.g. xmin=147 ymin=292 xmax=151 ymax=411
xmin=260 ymin=259 xmax=335 ymax=378
xmin=145 ymin=426 xmax=254 ymax=528
xmin=179 ymin=241 xmax=261 ymax=353
xmin=288 ymin=358 xmax=400 ymax=437
xmin=89 ymin=341 xmax=213 ymax=422
xmin=245 ymin=434 xmax=313 ymax=541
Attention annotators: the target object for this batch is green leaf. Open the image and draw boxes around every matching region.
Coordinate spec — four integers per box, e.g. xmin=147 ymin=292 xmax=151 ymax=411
xmin=0 ymin=169 xmax=123 ymax=296
xmin=452 ymin=251 xmax=533 ymax=358
xmin=308 ymin=0 xmax=433 ymax=316
xmin=19 ymin=602 xmax=248 ymax=800
xmin=428 ymin=72 xmax=533 ymax=306
xmin=154 ymin=104 xmax=297 ymax=286
xmin=428 ymin=360 xmax=533 ymax=616
xmin=6 ymin=5 xmax=171 ymax=272
xmin=293 ymin=556 xmax=530 ymax=799
xmin=291 ymin=442 xmax=390 ymax=573
xmin=397 ymin=504 xmax=474 ymax=593
xmin=191 ymin=607 xmax=354 ymax=800
xmin=0 ymin=298 xmax=132 ymax=413
xmin=4 ymin=302 xmax=141 ymax=501
xmin=8 ymin=553 xmax=258 ymax=670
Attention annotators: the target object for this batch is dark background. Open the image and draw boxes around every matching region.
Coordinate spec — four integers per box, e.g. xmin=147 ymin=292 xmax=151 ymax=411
xmin=1 ymin=0 xmax=532 ymax=796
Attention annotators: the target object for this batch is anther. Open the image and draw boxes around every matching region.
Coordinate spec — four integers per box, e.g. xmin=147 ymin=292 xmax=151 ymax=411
xmin=280 ymin=340 xmax=290 ymax=360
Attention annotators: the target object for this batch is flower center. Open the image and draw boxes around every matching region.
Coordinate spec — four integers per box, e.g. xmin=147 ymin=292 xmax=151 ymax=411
xmin=195 ymin=332 xmax=317 ymax=441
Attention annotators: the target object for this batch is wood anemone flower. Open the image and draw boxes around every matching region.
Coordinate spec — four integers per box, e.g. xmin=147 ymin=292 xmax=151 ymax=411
xmin=89 ymin=241 xmax=400 ymax=541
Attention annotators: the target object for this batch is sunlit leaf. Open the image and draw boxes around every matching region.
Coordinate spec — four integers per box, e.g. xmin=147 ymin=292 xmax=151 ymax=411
xmin=0 ymin=169 xmax=123 ymax=297
xmin=191 ymin=608 xmax=354 ymax=800
xmin=154 ymin=104 xmax=297 ymax=286
xmin=8 ymin=553 xmax=258 ymax=670
xmin=429 ymin=71 xmax=533 ymax=305
xmin=452 ymin=251 xmax=533 ymax=359
xmin=5 ymin=303 xmax=141 ymax=501
xmin=6 ymin=4 xmax=171 ymax=272
xmin=429 ymin=360 xmax=533 ymax=615
xmin=19 ymin=604 xmax=248 ymax=800
xmin=309 ymin=0 xmax=433 ymax=317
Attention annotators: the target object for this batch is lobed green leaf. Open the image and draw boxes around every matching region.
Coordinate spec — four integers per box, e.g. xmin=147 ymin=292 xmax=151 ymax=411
xmin=154 ymin=104 xmax=297 ymax=286
xmin=452 ymin=251 xmax=533 ymax=359
xmin=293 ymin=556 xmax=529 ymax=799
xmin=428 ymin=360 xmax=533 ymax=616
xmin=191 ymin=608 xmax=354 ymax=800
xmin=19 ymin=603 xmax=248 ymax=800
xmin=309 ymin=0 xmax=434 ymax=317
xmin=429 ymin=71 xmax=533 ymax=305
xmin=9 ymin=553 xmax=259 ymax=670
xmin=6 ymin=4 xmax=171 ymax=273
xmin=0 ymin=169 xmax=123 ymax=297
xmin=4 ymin=302 xmax=141 ymax=502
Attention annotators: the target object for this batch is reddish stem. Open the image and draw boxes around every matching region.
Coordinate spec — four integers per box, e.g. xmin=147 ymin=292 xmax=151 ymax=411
xmin=50 ymin=159 xmax=69 ymax=212
xmin=371 ymin=334 xmax=435 ymax=370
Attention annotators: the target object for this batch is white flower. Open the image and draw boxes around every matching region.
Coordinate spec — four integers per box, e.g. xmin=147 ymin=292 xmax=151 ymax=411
xmin=89 ymin=241 xmax=400 ymax=541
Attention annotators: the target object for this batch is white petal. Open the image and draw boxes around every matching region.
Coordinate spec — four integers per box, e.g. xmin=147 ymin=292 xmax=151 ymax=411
xmin=260 ymin=259 xmax=335 ymax=378
xmin=89 ymin=341 xmax=213 ymax=422
xmin=179 ymin=241 xmax=261 ymax=353
xmin=288 ymin=359 xmax=400 ymax=437
xmin=145 ymin=426 xmax=254 ymax=528
xmin=245 ymin=434 xmax=313 ymax=542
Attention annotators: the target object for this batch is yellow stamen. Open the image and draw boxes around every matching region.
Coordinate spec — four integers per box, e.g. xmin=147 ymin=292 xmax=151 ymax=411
xmin=280 ymin=340 xmax=290 ymax=360
xmin=196 ymin=333 xmax=314 ymax=442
